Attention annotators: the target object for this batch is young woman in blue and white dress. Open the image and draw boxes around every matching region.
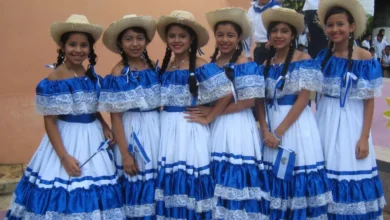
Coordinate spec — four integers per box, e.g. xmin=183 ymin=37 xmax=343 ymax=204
xmin=98 ymin=15 xmax=160 ymax=219
xmin=154 ymin=10 xmax=233 ymax=220
xmin=256 ymin=8 xmax=333 ymax=219
xmin=6 ymin=14 xmax=124 ymax=219
xmin=185 ymin=7 xmax=269 ymax=219
xmin=316 ymin=0 xmax=385 ymax=219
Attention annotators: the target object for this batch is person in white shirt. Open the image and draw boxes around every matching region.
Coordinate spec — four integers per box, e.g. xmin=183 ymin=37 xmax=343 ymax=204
xmin=298 ymin=28 xmax=308 ymax=52
xmin=373 ymin=33 xmax=388 ymax=61
xmin=303 ymin=0 xmax=328 ymax=57
xmin=373 ymin=29 xmax=388 ymax=45
xmin=381 ymin=45 xmax=390 ymax=77
xmin=361 ymin=34 xmax=371 ymax=49
xmin=245 ymin=0 xmax=280 ymax=64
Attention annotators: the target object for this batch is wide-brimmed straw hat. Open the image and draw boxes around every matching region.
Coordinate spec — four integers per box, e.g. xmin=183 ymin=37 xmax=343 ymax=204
xmin=157 ymin=10 xmax=209 ymax=48
xmin=205 ymin=7 xmax=252 ymax=39
xmin=103 ymin=14 xmax=156 ymax=54
xmin=50 ymin=14 xmax=103 ymax=46
xmin=317 ymin=0 xmax=367 ymax=38
xmin=262 ymin=7 xmax=305 ymax=34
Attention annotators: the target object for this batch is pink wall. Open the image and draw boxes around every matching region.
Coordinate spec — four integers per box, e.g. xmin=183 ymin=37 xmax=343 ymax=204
xmin=0 ymin=0 xmax=251 ymax=164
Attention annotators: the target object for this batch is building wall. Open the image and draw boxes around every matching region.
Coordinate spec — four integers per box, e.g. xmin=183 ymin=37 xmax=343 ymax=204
xmin=0 ymin=0 xmax=251 ymax=164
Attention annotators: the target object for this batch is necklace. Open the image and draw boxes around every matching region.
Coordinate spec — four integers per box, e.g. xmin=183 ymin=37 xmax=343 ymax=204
xmin=129 ymin=58 xmax=148 ymax=71
xmin=64 ymin=62 xmax=79 ymax=77
xmin=171 ymin=55 xmax=188 ymax=69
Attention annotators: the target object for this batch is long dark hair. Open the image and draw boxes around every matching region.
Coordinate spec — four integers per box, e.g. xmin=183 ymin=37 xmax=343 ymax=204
xmin=263 ymin=22 xmax=297 ymax=90
xmin=117 ymin=27 xmax=154 ymax=71
xmin=321 ymin=7 xmax=355 ymax=73
xmin=210 ymin=21 xmax=244 ymax=82
xmin=55 ymin=31 xmax=97 ymax=79
xmin=159 ymin=23 xmax=199 ymax=96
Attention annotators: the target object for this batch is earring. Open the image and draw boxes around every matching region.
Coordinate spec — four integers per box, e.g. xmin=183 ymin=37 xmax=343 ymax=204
xmin=349 ymin=33 xmax=352 ymax=39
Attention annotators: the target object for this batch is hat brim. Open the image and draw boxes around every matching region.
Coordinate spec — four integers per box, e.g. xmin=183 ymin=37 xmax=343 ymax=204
xmin=205 ymin=8 xmax=251 ymax=40
xmin=262 ymin=9 xmax=304 ymax=35
xmin=103 ymin=16 xmax=156 ymax=54
xmin=318 ymin=0 xmax=366 ymax=38
xmin=50 ymin=22 xmax=103 ymax=46
xmin=157 ymin=16 xmax=209 ymax=48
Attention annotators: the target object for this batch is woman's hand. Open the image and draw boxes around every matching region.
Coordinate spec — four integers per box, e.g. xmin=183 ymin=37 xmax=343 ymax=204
xmin=103 ymin=126 xmax=115 ymax=145
xmin=122 ymin=153 xmax=138 ymax=176
xmin=356 ymin=137 xmax=369 ymax=159
xmin=263 ymin=130 xmax=280 ymax=148
xmin=61 ymin=154 xmax=81 ymax=177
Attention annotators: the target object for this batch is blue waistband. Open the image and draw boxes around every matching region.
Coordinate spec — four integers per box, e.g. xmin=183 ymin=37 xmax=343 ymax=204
xmin=324 ymin=95 xmax=338 ymax=98
xmin=267 ymin=95 xmax=298 ymax=106
xmin=127 ymin=108 xmax=158 ymax=113
xmin=58 ymin=114 xmax=97 ymax=123
xmin=163 ymin=106 xmax=187 ymax=112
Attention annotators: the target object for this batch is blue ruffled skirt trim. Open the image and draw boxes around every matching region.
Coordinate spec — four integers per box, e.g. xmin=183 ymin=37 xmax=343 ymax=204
xmin=155 ymin=168 xmax=215 ymax=220
xmin=211 ymin=158 xmax=271 ymax=219
xmin=118 ymin=175 xmax=156 ymax=219
xmin=327 ymin=175 xmax=386 ymax=220
xmin=6 ymin=174 xmax=124 ymax=219
xmin=268 ymin=168 xmax=333 ymax=219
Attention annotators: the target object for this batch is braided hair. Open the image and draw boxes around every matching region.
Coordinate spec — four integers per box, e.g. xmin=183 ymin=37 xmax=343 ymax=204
xmin=56 ymin=32 xmax=97 ymax=79
xmin=211 ymin=21 xmax=244 ymax=82
xmin=263 ymin=22 xmax=297 ymax=90
xmin=159 ymin=23 xmax=199 ymax=96
xmin=321 ymin=7 xmax=355 ymax=73
xmin=117 ymin=27 xmax=154 ymax=70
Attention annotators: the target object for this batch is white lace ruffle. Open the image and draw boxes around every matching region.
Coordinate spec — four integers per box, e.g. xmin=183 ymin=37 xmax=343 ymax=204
xmin=143 ymin=84 xmax=161 ymax=110
xmin=214 ymin=184 xmax=270 ymax=201
xmin=328 ymin=196 xmax=386 ymax=215
xmin=198 ymin=73 xmax=233 ymax=104
xmin=270 ymin=191 xmax=333 ymax=211
xmin=36 ymin=92 xmax=98 ymax=115
xmin=7 ymin=202 xmax=125 ymax=219
xmin=235 ymin=74 xmax=265 ymax=99
xmin=213 ymin=206 xmax=269 ymax=220
xmin=124 ymin=203 xmax=155 ymax=218
xmin=322 ymin=77 xmax=383 ymax=99
xmin=155 ymin=189 xmax=216 ymax=213
xmin=266 ymin=68 xmax=323 ymax=98
xmin=98 ymin=86 xmax=148 ymax=112
xmin=161 ymin=84 xmax=192 ymax=107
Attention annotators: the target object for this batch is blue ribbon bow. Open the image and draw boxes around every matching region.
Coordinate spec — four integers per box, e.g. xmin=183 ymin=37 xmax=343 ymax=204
xmin=340 ymin=71 xmax=358 ymax=107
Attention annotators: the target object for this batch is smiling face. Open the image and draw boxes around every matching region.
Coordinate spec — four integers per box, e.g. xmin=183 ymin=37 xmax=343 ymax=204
xmin=269 ymin=22 xmax=296 ymax=50
xmin=325 ymin=13 xmax=355 ymax=43
xmin=166 ymin=24 xmax=193 ymax=55
xmin=61 ymin=32 xmax=91 ymax=66
xmin=118 ymin=28 xmax=148 ymax=58
xmin=214 ymin=22 xmax=241 ymax=55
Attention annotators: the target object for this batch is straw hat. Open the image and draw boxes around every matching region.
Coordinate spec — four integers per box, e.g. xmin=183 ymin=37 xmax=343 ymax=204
xmin=317 ymin=0 xmax=367 ymax=38
xmin=262 ymin=7 xmax=305 ymax=35
xmin=50 ymin=14 xmax=103 ymax=46
xmin=103 ymin=15 xmax=156 ymax=54
xmin=205 ymin=7 xmax=252 ymax=39
xmin=157 ymin=10 xmax=209 ymax=48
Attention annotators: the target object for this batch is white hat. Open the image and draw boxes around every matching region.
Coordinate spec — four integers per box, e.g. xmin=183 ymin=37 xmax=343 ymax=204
xmin=103 ymin=15 xmax=156 ymax=54
xmin=262 ymin=7 xmax=305 ymax=35
xmin=318 ymin=0 xmax=366 ymax=38
xmin=50 ymin=14 xmax=103 ymax=46
xmin=157 ymin=10 xmax=209 ymax=48
xmin=205 ymin=7 xmax=252 ymax=39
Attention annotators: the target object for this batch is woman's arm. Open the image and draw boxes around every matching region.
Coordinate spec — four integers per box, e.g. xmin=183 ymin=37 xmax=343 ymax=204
xmin=110 ymin=113 xmax=138 ymax=175
xmin=44 ymin=115 xmax=81 ymax=176
xmin=274 ymin=89 xmax=310 ymax=137
xmin=221 ymin=99 xmax=254 ymax=115
xmin=355 ymin=98 xmax=374 ymax=159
